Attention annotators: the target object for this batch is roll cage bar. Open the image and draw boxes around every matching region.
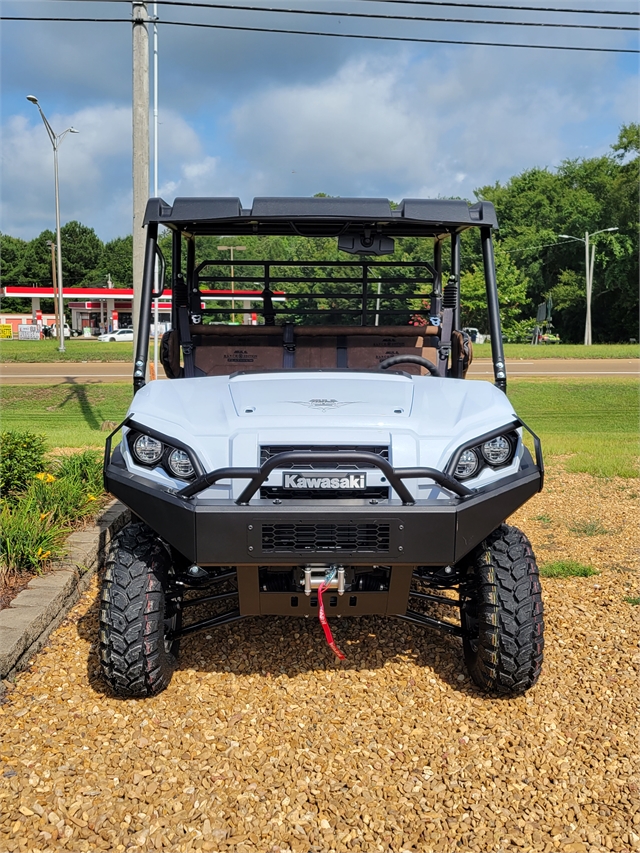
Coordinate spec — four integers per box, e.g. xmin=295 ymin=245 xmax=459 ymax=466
xmin=133 ymin=196 xmax=506 ymax=392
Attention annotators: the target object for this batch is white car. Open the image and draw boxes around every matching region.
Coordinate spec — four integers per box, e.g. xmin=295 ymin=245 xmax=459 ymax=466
xmin=462 ymin=327 xmax=487 ymax=345
xmin=49 ymin=323 xmax=80 ymax=338
xmin=98 ymin=328 xmax=134 ymax=342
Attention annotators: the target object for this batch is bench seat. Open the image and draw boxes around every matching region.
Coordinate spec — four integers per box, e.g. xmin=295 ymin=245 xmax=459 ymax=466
xmin=163 ymin=324 xmax=441 ymax=377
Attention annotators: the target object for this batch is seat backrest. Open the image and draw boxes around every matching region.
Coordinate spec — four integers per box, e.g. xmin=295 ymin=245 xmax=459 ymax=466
xmin=162 ymin=324 xmax=441 ymax=377
xmin=191 ymin=326 xmax=283 ymax=375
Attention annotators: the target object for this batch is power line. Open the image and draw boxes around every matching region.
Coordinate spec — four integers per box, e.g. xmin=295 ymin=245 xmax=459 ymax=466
xmin=3 ymin=16 xmax=638 ymax=51
xmin=58 ymin=0 xmax=640 ymax=32
xmin=48 ymin=0 xmax=640 ymax=17
xmin=346 ymin=0 xmax=639 ymax=15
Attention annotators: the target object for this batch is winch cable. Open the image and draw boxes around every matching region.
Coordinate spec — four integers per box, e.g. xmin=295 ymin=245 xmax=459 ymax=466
xmin=317 ymin=568 xmax=346 ymax=660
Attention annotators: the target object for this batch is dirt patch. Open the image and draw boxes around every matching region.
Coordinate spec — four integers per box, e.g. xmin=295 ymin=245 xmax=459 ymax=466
xmin=0 ymin=461 xmax=638 ymax=853
xmin=510 ymin=464 xmax=639 ymax=575
xmin=0 ymin=574 xmax=33 ymax=612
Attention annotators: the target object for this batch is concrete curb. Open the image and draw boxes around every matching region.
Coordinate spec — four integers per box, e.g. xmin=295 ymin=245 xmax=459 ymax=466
xmin=0 ymin=500 xmax=130 ymax=681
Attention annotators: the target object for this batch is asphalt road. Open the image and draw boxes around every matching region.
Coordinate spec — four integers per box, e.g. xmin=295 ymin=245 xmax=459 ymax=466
xmin=0 ymin=358 xmax=638 ymax=384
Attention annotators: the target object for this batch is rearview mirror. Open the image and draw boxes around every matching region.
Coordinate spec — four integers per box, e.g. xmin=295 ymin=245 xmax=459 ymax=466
xmin=338 ymin=234 xmax=395 ymax=256
xmin=151 ymin=245 xmax=166 ymax=298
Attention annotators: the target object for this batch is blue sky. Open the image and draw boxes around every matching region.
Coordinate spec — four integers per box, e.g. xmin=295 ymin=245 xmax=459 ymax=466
xmin=1 ymin=0 xmax=638 ymax=241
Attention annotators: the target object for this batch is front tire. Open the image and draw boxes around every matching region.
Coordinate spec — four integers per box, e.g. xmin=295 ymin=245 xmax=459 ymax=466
xmin=461 ymin=524 xmax=544 ymax=694
xmin=99 ymin=522 xmax=182 ymax=697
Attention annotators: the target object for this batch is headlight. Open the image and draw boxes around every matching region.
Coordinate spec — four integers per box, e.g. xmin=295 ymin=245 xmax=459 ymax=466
xmin=167 ymin=448 xmax=195 ymax=479
xmin=481 ymin=435 xmax=512 ymax=465
xmin=133 ymin=434 xmax=163 ymax=464
xmin=455 ymin=449 xmax=479 ymax=479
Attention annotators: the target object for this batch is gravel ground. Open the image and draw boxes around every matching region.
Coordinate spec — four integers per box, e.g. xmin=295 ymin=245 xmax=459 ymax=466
xmin=1 ymin=462 xmax=638 ymax=853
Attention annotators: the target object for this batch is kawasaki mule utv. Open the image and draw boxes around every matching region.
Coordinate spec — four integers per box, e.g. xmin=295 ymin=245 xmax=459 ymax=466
xmin=101 ymin=196 xmax=544 ymax=697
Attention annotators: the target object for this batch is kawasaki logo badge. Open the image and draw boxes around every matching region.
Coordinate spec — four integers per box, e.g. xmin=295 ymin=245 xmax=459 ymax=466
xmin=283 ymin=473 xmax=366 ymax=490
xmin=291 ymin=399 xmax=358 ymax=412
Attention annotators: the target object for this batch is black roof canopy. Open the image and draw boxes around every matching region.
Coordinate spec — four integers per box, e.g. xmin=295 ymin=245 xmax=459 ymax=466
xmin=143 ymin=196 xmax=498 ymax=238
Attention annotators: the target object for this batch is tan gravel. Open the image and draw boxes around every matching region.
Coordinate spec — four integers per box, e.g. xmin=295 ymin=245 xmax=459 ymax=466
xmin=1 ymin=461 xmax=638 ymax=853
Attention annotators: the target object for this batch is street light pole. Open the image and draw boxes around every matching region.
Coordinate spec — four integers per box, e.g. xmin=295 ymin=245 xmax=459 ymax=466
xmin=557 ymin=227 xmax=618 ymax=346
xmin=27 ymin=95 xmax=78 ymax=352
xmin=217 ymin=246 xmax=247 ymax=323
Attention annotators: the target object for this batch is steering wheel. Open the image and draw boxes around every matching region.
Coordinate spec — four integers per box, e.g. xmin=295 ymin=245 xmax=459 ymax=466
xmin=378 ymin=354 xmax=439 ymax=376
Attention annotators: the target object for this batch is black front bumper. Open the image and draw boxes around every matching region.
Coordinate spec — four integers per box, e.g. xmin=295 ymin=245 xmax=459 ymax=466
xmin=105 ymin=459 xmax=541 ymax=567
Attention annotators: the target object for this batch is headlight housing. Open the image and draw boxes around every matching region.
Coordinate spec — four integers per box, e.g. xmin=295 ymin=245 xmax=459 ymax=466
xmin=451 ymin=431 xmax=517 ymax=481
xmin=126 ymin=430 xmax=198 ymax=481
xmin=132 ymin=434 xmax=163 ymax=465
xmin=482 ymin=436 xmax=512 ymax=465
xmin=455 ymin=449 xmax=479 ymax=479
xmin=167 ymin=448 xmax=195 ymax=479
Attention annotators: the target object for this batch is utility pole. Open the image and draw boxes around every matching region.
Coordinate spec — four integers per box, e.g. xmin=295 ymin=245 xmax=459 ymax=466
xmin=584 ymin=231 xmax=598 ymax=346
xmin=46 ymin=241 xmax=60 ymax=333
xmin=217 ymin=246 xmax=247 ymax=323
xmin=558 ymin=227 xmax=617 ymax=346
xmin=132 ymin=1 xmax=149 ymax=373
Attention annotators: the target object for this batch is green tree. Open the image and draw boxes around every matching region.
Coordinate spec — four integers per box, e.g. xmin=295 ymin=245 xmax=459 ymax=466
xmin=100 ymin=235 xmax=133 ymax=287
xmin=0 ymin=233 xmax=29 ymax=283
xmin=460 ymin=243 xmax=529 ymax=334
xmin=475 ymin=126 xmax=639 ymax=342
xmin=611 ymin=122 xmax=639 ymax=158
xmin=59 ymin=221 xmax=103 ymax=286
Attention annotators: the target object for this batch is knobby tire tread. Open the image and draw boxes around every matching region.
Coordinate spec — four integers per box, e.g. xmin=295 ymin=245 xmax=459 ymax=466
xmin=463 ymin=523 xmax=544 ymax=695
xmin=99 ymin=522 xmax=178 ymax=697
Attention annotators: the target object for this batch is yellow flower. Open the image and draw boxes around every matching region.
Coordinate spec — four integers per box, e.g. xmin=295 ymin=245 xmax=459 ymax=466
xmin=37 ymin=550 xmax=51 ymax=561
xmin=35 ymin=472 xmax=56 ymax=483
xmin=39 ymin=512 xmax=50 ymax=520
xmin=87 ymin=494 xmax=97 ymax=502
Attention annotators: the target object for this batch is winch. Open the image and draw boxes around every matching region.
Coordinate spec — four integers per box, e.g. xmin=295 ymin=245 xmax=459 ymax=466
xmin=303 ymin=564 xmax=345 ymax=596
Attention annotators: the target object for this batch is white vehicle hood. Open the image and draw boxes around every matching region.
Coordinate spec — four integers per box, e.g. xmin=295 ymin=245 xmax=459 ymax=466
xmin=129 ymin=371 xmax=517 ymax=441
xmin=124 ymin=372 xmax=522 ymax=497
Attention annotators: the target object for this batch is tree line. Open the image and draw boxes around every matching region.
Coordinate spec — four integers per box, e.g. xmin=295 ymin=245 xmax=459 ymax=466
xmin=1 ymin=124 xmax=637 ymax=342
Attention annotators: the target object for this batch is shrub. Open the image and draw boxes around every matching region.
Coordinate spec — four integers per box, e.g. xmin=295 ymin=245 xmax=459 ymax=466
xmin=0 ymin=431 xmax=47 ymax=498
xmin=0 ymin=447 xmax=104 ymax=580
xmin=30 ymin=475 xmax=96 ymax=524
xmin=0 ymin=495 xmax=66 ymax=575
xmin=52 ymin=450 xmax=103 ymax=495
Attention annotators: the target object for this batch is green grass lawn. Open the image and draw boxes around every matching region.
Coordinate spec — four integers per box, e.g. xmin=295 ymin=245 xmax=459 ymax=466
xmin=1 ymin=339 xmax=638 ymax=363
xmin=0 ymin=339 xmax=146 ymax=363
xmin=473 ymin=343 xmax=639 ymax=360
xmin=1 ymin=377 xmax=638 ymax=477
xmin=508 ymin=377 xmax=639 ymax=478
xmin=0 ymin=384 xmax=133 ymax=448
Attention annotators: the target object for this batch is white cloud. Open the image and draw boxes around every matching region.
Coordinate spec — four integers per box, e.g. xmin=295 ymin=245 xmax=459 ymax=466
xmin=223 ymin=48 xmax=624 ymax=203
xmin=1 ymin=15 xmax=636 ymax=242
xmin=0 ymin=105 xmax=203 ymax=239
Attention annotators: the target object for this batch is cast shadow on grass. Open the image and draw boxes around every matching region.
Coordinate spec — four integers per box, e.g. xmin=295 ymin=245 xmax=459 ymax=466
xmin=75 ymin=578 xmax=494 ymax=701
xmin=58 ymin=378 xmax=101 ymax=432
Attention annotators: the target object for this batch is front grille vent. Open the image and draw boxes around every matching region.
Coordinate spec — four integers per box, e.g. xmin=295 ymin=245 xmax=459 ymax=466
xmin=260 ymin=445 xmax=389 ymax=470
xmin=260 ymin=486 xmax=389 ymax=500
xmin=261 ymin=522 xmax=391 ymax=553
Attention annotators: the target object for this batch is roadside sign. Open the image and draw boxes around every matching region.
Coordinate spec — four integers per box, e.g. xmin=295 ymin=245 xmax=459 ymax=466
xmin=18 ymin=325 xmax=41 ymax=341
xmin=0 ymin=324 xmax=13 ymax=339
